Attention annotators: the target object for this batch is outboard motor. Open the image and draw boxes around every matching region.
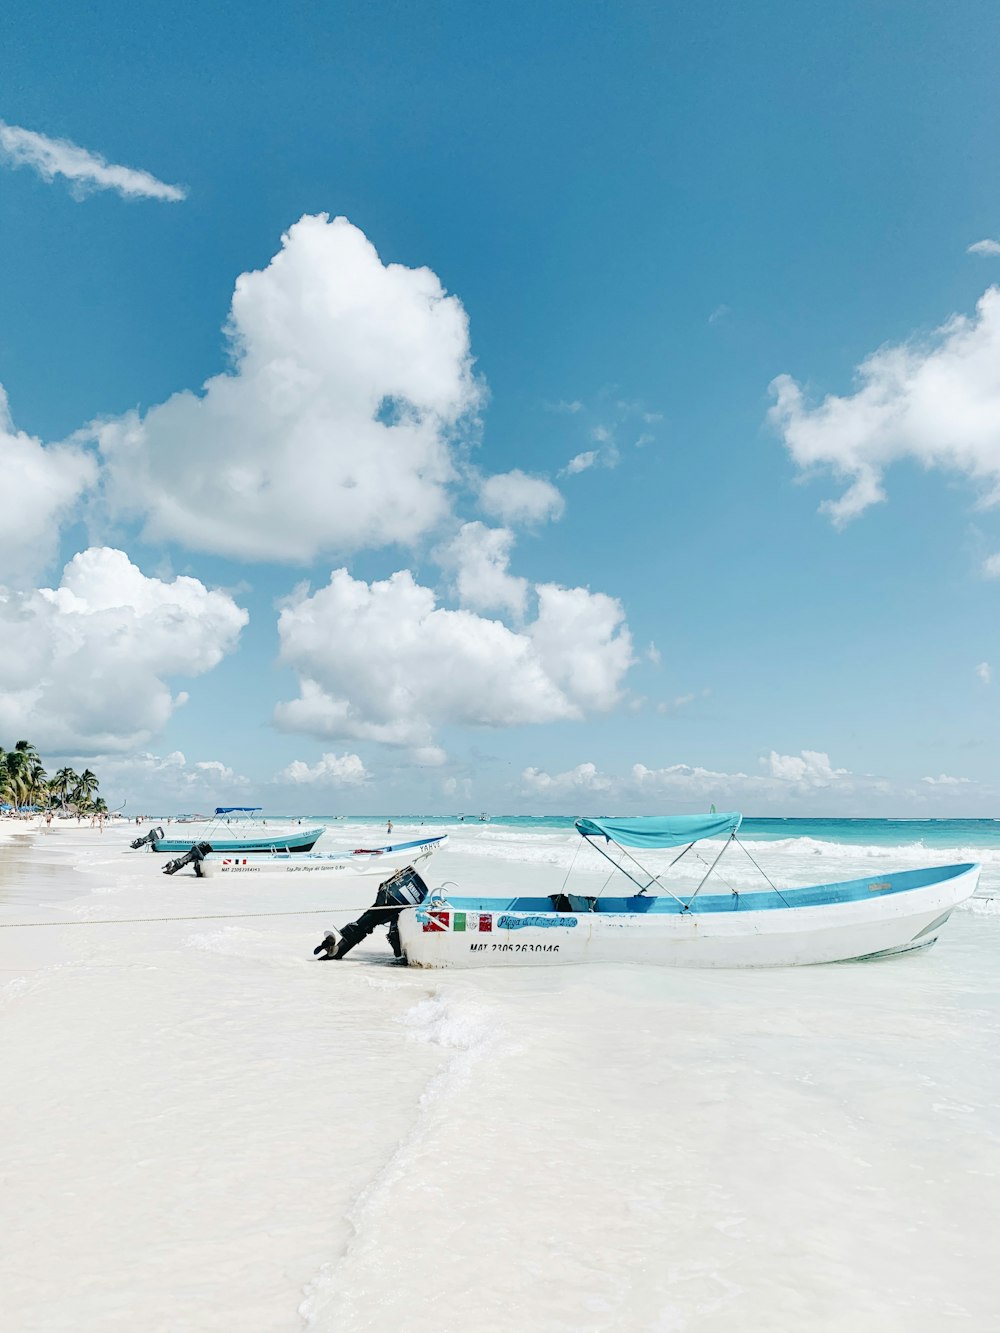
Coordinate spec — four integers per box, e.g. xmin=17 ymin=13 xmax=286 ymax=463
xmin=130 ymin=825 xmax=164 ymax=850
xmin=314 ymin=865 xmax=429 ymax=961
xmin=162 ymin=841 xmax=213 ymax=876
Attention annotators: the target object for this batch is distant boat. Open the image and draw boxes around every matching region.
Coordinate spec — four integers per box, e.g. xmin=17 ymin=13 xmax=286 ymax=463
xmin=197 ymin=833 xmax=448 ymax=879
xmin=133 ymin=807 xmax=323 ymax=854
xmin=395 ymin=813 xmax=980 ymax=969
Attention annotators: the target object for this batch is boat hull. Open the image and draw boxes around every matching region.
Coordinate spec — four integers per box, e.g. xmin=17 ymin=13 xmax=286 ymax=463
xmin=199 ymin=836 xmax=446 ymax=878
xmin=397 ymin=863 xmax=980 ymax=969
xmin=151 ymin=827 xmax=324 ymax=854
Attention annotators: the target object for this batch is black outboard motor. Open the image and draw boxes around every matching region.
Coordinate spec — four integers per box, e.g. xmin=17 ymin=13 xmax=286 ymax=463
xmin=314 ymin=865 xmax=429 ymax=961
xmin=130 ymin=826 xmax=164 ymax=850
xmin=162 ymin=841 xmax=213 ymax=876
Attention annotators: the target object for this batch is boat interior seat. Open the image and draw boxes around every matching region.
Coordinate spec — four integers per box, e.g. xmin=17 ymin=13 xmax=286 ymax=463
xmin=550 ymin=893 xmax=598 ymax=913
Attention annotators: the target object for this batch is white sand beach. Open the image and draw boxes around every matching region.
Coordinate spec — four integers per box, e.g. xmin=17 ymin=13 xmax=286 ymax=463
xmin=2 ymin=821 xmax=999 ymax=1332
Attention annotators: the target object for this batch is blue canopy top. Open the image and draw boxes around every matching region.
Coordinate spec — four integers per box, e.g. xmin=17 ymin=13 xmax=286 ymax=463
xmin=575 ymin=813 xmax=742 ymax=849
xmin=215 ymin=806 xmax=262 ymax=815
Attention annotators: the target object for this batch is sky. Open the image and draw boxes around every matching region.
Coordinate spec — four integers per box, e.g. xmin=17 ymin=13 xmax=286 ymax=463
xmin=3 ymin=0 xmax=1000 ymax=815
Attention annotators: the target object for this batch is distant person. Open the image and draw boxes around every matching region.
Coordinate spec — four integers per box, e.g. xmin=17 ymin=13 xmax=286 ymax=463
xmin=387 ymin=819 xmax=393 ymax=835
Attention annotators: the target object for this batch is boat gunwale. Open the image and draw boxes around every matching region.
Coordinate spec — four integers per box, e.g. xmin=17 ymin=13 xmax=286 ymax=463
xmin=419 ymin=861 xmax=979 ymax=917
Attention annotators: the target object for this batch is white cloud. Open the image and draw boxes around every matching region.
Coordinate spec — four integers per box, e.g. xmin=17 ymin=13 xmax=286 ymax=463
xmin=275 ymin=752 xmax=369 ymax=785
xmin=770 ymin=287 xmax=1000 ymax=526
xmin=545 ymin=400 xmax=583 ymax=414
xmin=0 ymin=120 xmax=186 ymax=201
xmin=194 ymin=759 xmax=248 ymax=787
xmin=521 ymin=762 xmax=612 ymax=795
xmin=274 ymin=566 xmax=633 ymax=751
xmin=656 ymin=688 xmax=711 ymax=713
xmin=563 ymin=451 xmax=597 ymax=475
xmin=0 ymin=548 xmax=247 ymax=751
xmin=982 ymin=554 xmax=1000 ymax=578
xmin=968 ymin=239 xmax=1000 ymax=257
xmin=0 ymin=387 xmax=97 ymax=583
xmin=646 ymin=642 xmax=661 ymax=666
xmin=83 ymin=750 xmax=250 ymax=808
xmin=708 ymin=304 xmax=732 ymax=325
xmin=522 ymin=748 xmax=987 ymax=813
xmin=765 ymin=749 xmax=847 ymax=784
xmin=976 ymin=661 xmax=992 ymax=685
xmin=93 ymin=214 xmax=481 ymax=562
xmin=478 ymin=469 xmax=564 ymax=525
xmin=437 ymin=522 xmax=528 ymax=619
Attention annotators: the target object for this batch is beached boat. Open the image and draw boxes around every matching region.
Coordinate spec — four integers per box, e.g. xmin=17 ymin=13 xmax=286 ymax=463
xmin=134 ymin=807 xmax=324 ymax=854
xmin=198 ymin=833 xmax=447 ymax=878
xmin=395 ymin=813 xmax=980 ymax=968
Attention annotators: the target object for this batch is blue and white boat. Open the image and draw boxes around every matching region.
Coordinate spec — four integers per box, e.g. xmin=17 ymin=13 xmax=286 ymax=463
xmin=198 ymin=833 xmax=448 ymax=878
xmin=396 ymin=813 xmax=980 ymax=968
xmin=138 ymin=807 xmax=324 ymax=854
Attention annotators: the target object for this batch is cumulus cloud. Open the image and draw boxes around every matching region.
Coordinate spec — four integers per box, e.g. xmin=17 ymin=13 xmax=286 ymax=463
xmin=436 ymin=522 xmax=528 ymax=619
xmin=968 ymin=239 xmax=1000 ymax=257
xmin=478 ymin=469 xmax=564 ymax=525
xmin=0 ymin=548 xmax=247 ymax=751
xmin=770 ymin=287 xmax=1000 ymax=526
xmin=765 ymin=749 xmax=847 ymax=784
xmin=84 ymin=750 xmax=250 ymax=807
xmin=521 ymin=762 xmax=612 ymax=795
xmin=275 ymin=751 xmax=369 ymax=785
xmin=976 ymin=661 xmax=992 ymax=685
xmin=0 ymin=387 xmax=97 ymax=583
xmin=93 ymin=214 xmax=481 ymax=562
xmin=273 ymin=566 xmax=633 ymax=752
xmin=522 ymin=748 xmax=987 ymax=812
xmin=982 ymin=554 xmax=1000 ymax=578
xmin=0 ymin=120 xmax=186 ymax=201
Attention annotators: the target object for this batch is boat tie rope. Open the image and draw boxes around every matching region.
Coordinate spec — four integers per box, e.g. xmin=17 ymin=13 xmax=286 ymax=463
xmin=0 ymin=903 xmax=410 ymax=930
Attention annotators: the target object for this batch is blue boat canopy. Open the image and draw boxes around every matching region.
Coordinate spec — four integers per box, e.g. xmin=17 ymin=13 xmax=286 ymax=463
xmin=575 ymin=813 xmax=742 ymax=849
xmin=214 ymin=806 xmax=262 ymax=815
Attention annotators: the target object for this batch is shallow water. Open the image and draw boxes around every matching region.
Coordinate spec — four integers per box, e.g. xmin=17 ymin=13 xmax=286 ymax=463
xmin=1 ymin=821 xmax=998 ymax=1331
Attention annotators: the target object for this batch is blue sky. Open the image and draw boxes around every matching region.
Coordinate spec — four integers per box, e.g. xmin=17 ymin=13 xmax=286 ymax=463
xmin=2 ymin=0 xmax=1000 ymax=814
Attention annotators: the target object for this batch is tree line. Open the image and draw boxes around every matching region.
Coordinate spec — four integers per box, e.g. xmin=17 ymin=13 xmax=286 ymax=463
xmin=0 ymin=740 xmax=106 ymax=814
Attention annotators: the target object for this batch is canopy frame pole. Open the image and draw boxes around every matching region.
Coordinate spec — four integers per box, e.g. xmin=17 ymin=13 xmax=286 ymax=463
xmin=685 ymin=833 xmax=736 ymax=908
xmin=735 ymin=836 xmax=793 ymax=907
xmin=581 ymin=835 xmax=689 ymax=908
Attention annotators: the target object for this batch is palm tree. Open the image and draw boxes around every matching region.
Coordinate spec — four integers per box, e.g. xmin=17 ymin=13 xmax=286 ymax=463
xmin=25 ymin=759 xmax=48 ymax=808
xmin=72 ymin=768 xmax=100 ymax=809
xmin=49 ymin=767 xmax=77 ymax=810
xmin=1 ymin=743 xmax=44 ymax=809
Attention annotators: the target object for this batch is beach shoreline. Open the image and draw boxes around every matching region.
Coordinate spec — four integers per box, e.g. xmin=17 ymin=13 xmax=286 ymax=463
xmin=2 ymin=821 xmax=998 ymax=1331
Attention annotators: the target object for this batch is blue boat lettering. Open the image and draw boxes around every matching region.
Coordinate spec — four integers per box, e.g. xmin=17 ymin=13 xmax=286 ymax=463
xmin=498 ymin=914 xmax=577 ymax=930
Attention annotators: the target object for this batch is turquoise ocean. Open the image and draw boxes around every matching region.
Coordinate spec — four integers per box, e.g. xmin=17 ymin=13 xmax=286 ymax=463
xmin=300 ymin=814 xmax=1000 ymax=851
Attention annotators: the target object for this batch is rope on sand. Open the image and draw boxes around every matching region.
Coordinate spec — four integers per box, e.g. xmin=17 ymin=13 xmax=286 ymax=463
xmin=0 ymin=904 xmax=401 ymax=929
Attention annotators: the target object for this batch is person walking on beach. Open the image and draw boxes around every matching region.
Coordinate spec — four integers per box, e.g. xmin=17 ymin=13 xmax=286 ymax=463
xmin=387 ymin=818 xmax=393 ymax=835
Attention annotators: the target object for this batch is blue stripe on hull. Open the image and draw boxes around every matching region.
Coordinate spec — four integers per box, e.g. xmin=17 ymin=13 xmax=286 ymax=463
xmin=435 ymin=862 xmax=977 ymax=916
xmin=152 ymin=829 xmax=323 ymax=854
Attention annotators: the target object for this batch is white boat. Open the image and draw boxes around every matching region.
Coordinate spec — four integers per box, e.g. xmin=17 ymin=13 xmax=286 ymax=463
xmin=395 ymin=814 xmax=980 ymax=968
xmin=198 ymin=833 xmax=447 ymax=879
